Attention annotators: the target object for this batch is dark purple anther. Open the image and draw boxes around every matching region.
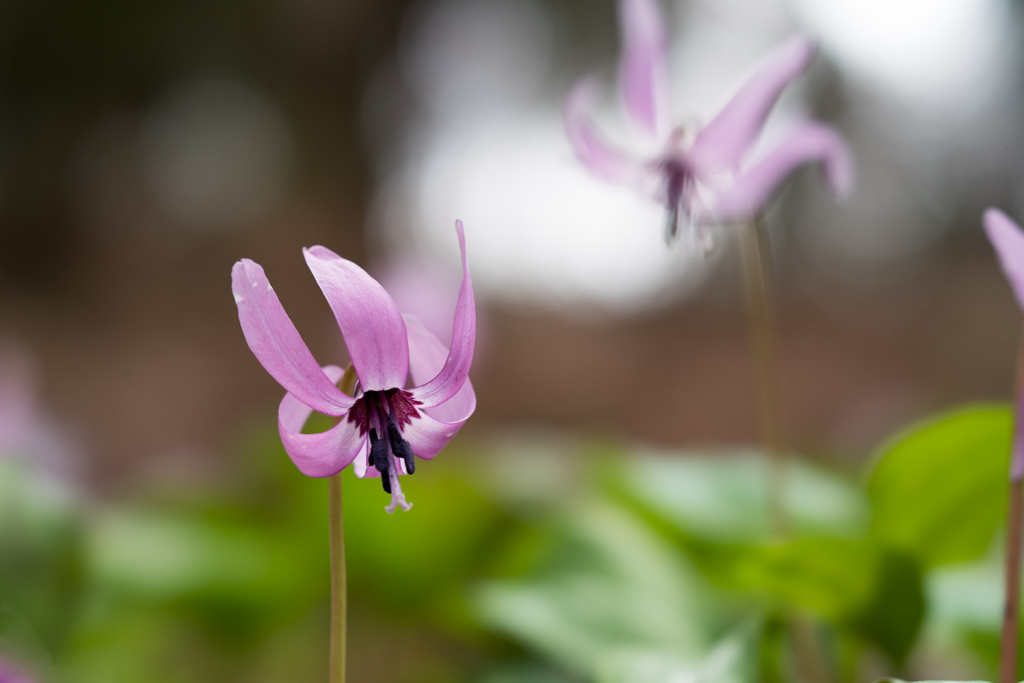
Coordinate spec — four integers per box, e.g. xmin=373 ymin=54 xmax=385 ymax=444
xmin=387 ymin=413 xmax=416 ymax=475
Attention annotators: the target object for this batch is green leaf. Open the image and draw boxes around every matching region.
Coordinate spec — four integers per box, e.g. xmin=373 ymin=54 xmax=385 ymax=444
xmin=658 ymin=536 xmax=923 ymax=663
xmin=609 ymin=451 xmax=869 ymax=543
xmin=607 ymin=451 xmax=924 ymax=662
xmin=688 ymin=537 xmax=873 ymax=620
xmin=847 ymin=547 xmax=925 ymax=665
xmin=340 ymin=459 xmax=504 ymax=611
xmin=868 ymin=405 xmax=1012 ymax=567
xmin=591 ymin=618 xmax=761 ymax=683
xmin=473 ymin=498 xmax=713 ymax=680
xmin=695 ymin=619 xmax=761 ymax=683
xmin=0 ymin=460 xmax=85 ymax=653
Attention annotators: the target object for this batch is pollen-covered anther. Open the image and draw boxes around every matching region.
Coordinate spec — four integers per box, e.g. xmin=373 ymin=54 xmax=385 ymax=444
xmin=368 ymin=427 xmax=391 ymax=493
xmin=386 ymin=413 xmax=416 ymax=475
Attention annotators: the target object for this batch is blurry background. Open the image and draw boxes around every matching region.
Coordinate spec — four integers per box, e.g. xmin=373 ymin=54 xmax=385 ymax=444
xmin=3 ymin=0 xmax=1024 ymax=680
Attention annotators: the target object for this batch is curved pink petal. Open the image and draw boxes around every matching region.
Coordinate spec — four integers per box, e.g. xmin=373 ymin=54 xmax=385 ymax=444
xmin=619 ymin=0 xmax=669 ymax=137
xmin=303 ymin=246 xmax=409 ymax=392
xmin=984 ymin=208 xmax=1024 ymax=313
xmin=278 ymin=365 xmax=367 ymax=477
xmin=565 ymin=79 xmax=645 ymax=186
xmin=232 ymin=259 xmax=356 ymax=416
xmin=704 ymin=122 xmax=851 ymax=223
xmin=402 ymin=409 xmax=473 ymax=461
xmin=408 ymin=221 xmax=476 ymax=409
xmin=277 ymin=364 xmax=345 ymax=427
xmin=352 ymin=444 xmax=374 ymax=479
xmin=405 ymin=314 xmax=476 ymax=424
xmin=688 ymin=37 xmax=816 ymax=174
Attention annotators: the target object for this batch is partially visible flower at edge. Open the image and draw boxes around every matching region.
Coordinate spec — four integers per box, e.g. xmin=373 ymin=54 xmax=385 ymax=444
xmin=565 ymin=0 xmax=852 ymax=247
xmin=984 ymin=207 xmax=1024 ymax=480
xmin=231 ymin=221 xmax=476 ymax=513
xmin=0 ymin=346 xmax=81 ymax=482
xmin=0 ymin=658 xmax=34 ymax=683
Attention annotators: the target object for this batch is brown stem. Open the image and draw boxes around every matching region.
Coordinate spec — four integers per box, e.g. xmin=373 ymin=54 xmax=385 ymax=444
xmin=738 ymin=214 xmax=788 ymax=536
xmin=792 ymin=616 xmax=830 ymax=683
xmin=1002 ymin=478 xmax=1023 ymax=683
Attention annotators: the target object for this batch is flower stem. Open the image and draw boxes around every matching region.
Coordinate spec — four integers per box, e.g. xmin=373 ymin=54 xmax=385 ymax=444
xmin=791 ymin=616 xmax=829 ymax=683
xmin=1002 ymin=475 xmax=1022 ymax=683
xmin=738 ymin=214 xmax=788 ymax=536
xmin=1000 ymin=333 xmax=1024 ymax=683
xmin=329 ymin=364 xmax=358 ymax=683
xmin=739 ymin=217 xmax=830 ymax=683
xmin=328 ymin=473 xmax=346 ymax=683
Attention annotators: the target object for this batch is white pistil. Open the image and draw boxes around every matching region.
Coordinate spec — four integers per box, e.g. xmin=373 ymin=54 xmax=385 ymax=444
xmin=384 ymin=464 xmax=412 ymax=514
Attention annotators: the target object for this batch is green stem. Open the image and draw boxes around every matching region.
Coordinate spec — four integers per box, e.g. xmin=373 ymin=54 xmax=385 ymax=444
xmin=738 ymin=217 xmax=830 ymax=683
xmin=738 ymin=214 xmax=788 ymax=536
xmin=328 ymin=473 xmax=346 ymax=683
xmin=329 ymin=364 xmax=357 ymax=683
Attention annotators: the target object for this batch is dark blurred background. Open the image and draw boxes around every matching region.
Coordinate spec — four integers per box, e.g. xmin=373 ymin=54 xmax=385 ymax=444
xmin=3 ymin=0 xmax=1024 ymax=487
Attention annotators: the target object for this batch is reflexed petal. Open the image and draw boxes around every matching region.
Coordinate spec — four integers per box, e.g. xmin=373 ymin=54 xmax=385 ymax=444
xmin=565 ymin=79 xmax=645 ymax=186
xmin=405 ymin=314 xmax=476 ymax=424
xmin=619 ymin=0 xmax=669 ymax=136
xmin=705 ymin=122 xmax=851 ymax=223
xmin=408 ymin=221 xmax=477 ymax=409
xmin=984 ymin=208 xmax=1024 ymax=312
xmin=277 ymin=364 xmax=346 ymax=428
xmin=278 ymin=366 xmax=367 ymax=478
xmin=303 ymin=246 xmax=409 ymax=392
xmin=688 ymin=37 xmax=815 ymax=174
xmin=352 ymin=445 xmax=373 ymax=478
xmin=402 ymin=409 xmax=472 ymax=461
xmin=232 ymin=259 xmax=356 ymax=416
xmin=353 ymin=453 xmax=412 ymax=478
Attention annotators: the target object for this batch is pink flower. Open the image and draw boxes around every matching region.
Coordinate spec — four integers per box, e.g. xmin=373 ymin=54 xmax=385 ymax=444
xmin=984 ymin=207 xmax=1024 ymax=481
xmin=232 ymin=221 xmax=476 ymax=512
xmin=565 ymin=0 xmax=852 ymax=246
xmin=985 ymin=209 xmax=1024 ymax=311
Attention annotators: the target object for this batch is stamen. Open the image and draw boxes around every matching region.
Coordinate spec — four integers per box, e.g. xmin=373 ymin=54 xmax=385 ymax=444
xmin=369 ymin=428 xmax=386 ymax=471
xmin=369 ymin=427 xmax=391 ymax=493
xmin=368 ymin=392 xmax=415 ymax=511
xmin=665 ymin=205 xmax=680 ymax=244
xmin=385 ymin=466 xmax=412 ymax=514
xmin=386 ymin=413 xmax=416 ymax=475
xmin=664 ymin=166 xmax=686 ymax=244
xmin=693 ymin=223 xmax=716 ymax=256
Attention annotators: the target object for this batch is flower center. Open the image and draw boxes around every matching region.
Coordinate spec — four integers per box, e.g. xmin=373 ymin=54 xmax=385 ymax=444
xmin=661 ymin=160 xmax=693 ymax=243
xmin=350 ymin=389 xmax=420 ymax=513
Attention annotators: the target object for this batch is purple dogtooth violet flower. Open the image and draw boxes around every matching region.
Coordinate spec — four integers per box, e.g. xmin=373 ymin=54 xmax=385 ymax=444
xmin=565 ymin=0 xmax=852 ymax=247
xmin=232 ymin=221 xmax=476 ymax=513
xmin=984 ymin=208 xmax=1024 ymax=483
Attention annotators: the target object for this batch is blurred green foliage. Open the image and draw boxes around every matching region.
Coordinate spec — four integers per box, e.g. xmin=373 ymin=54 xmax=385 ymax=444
xmin=0 ymin=402 xmax=1021 ymax=682
xmin=868 ymin=406 xmax=1012 ymax=567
